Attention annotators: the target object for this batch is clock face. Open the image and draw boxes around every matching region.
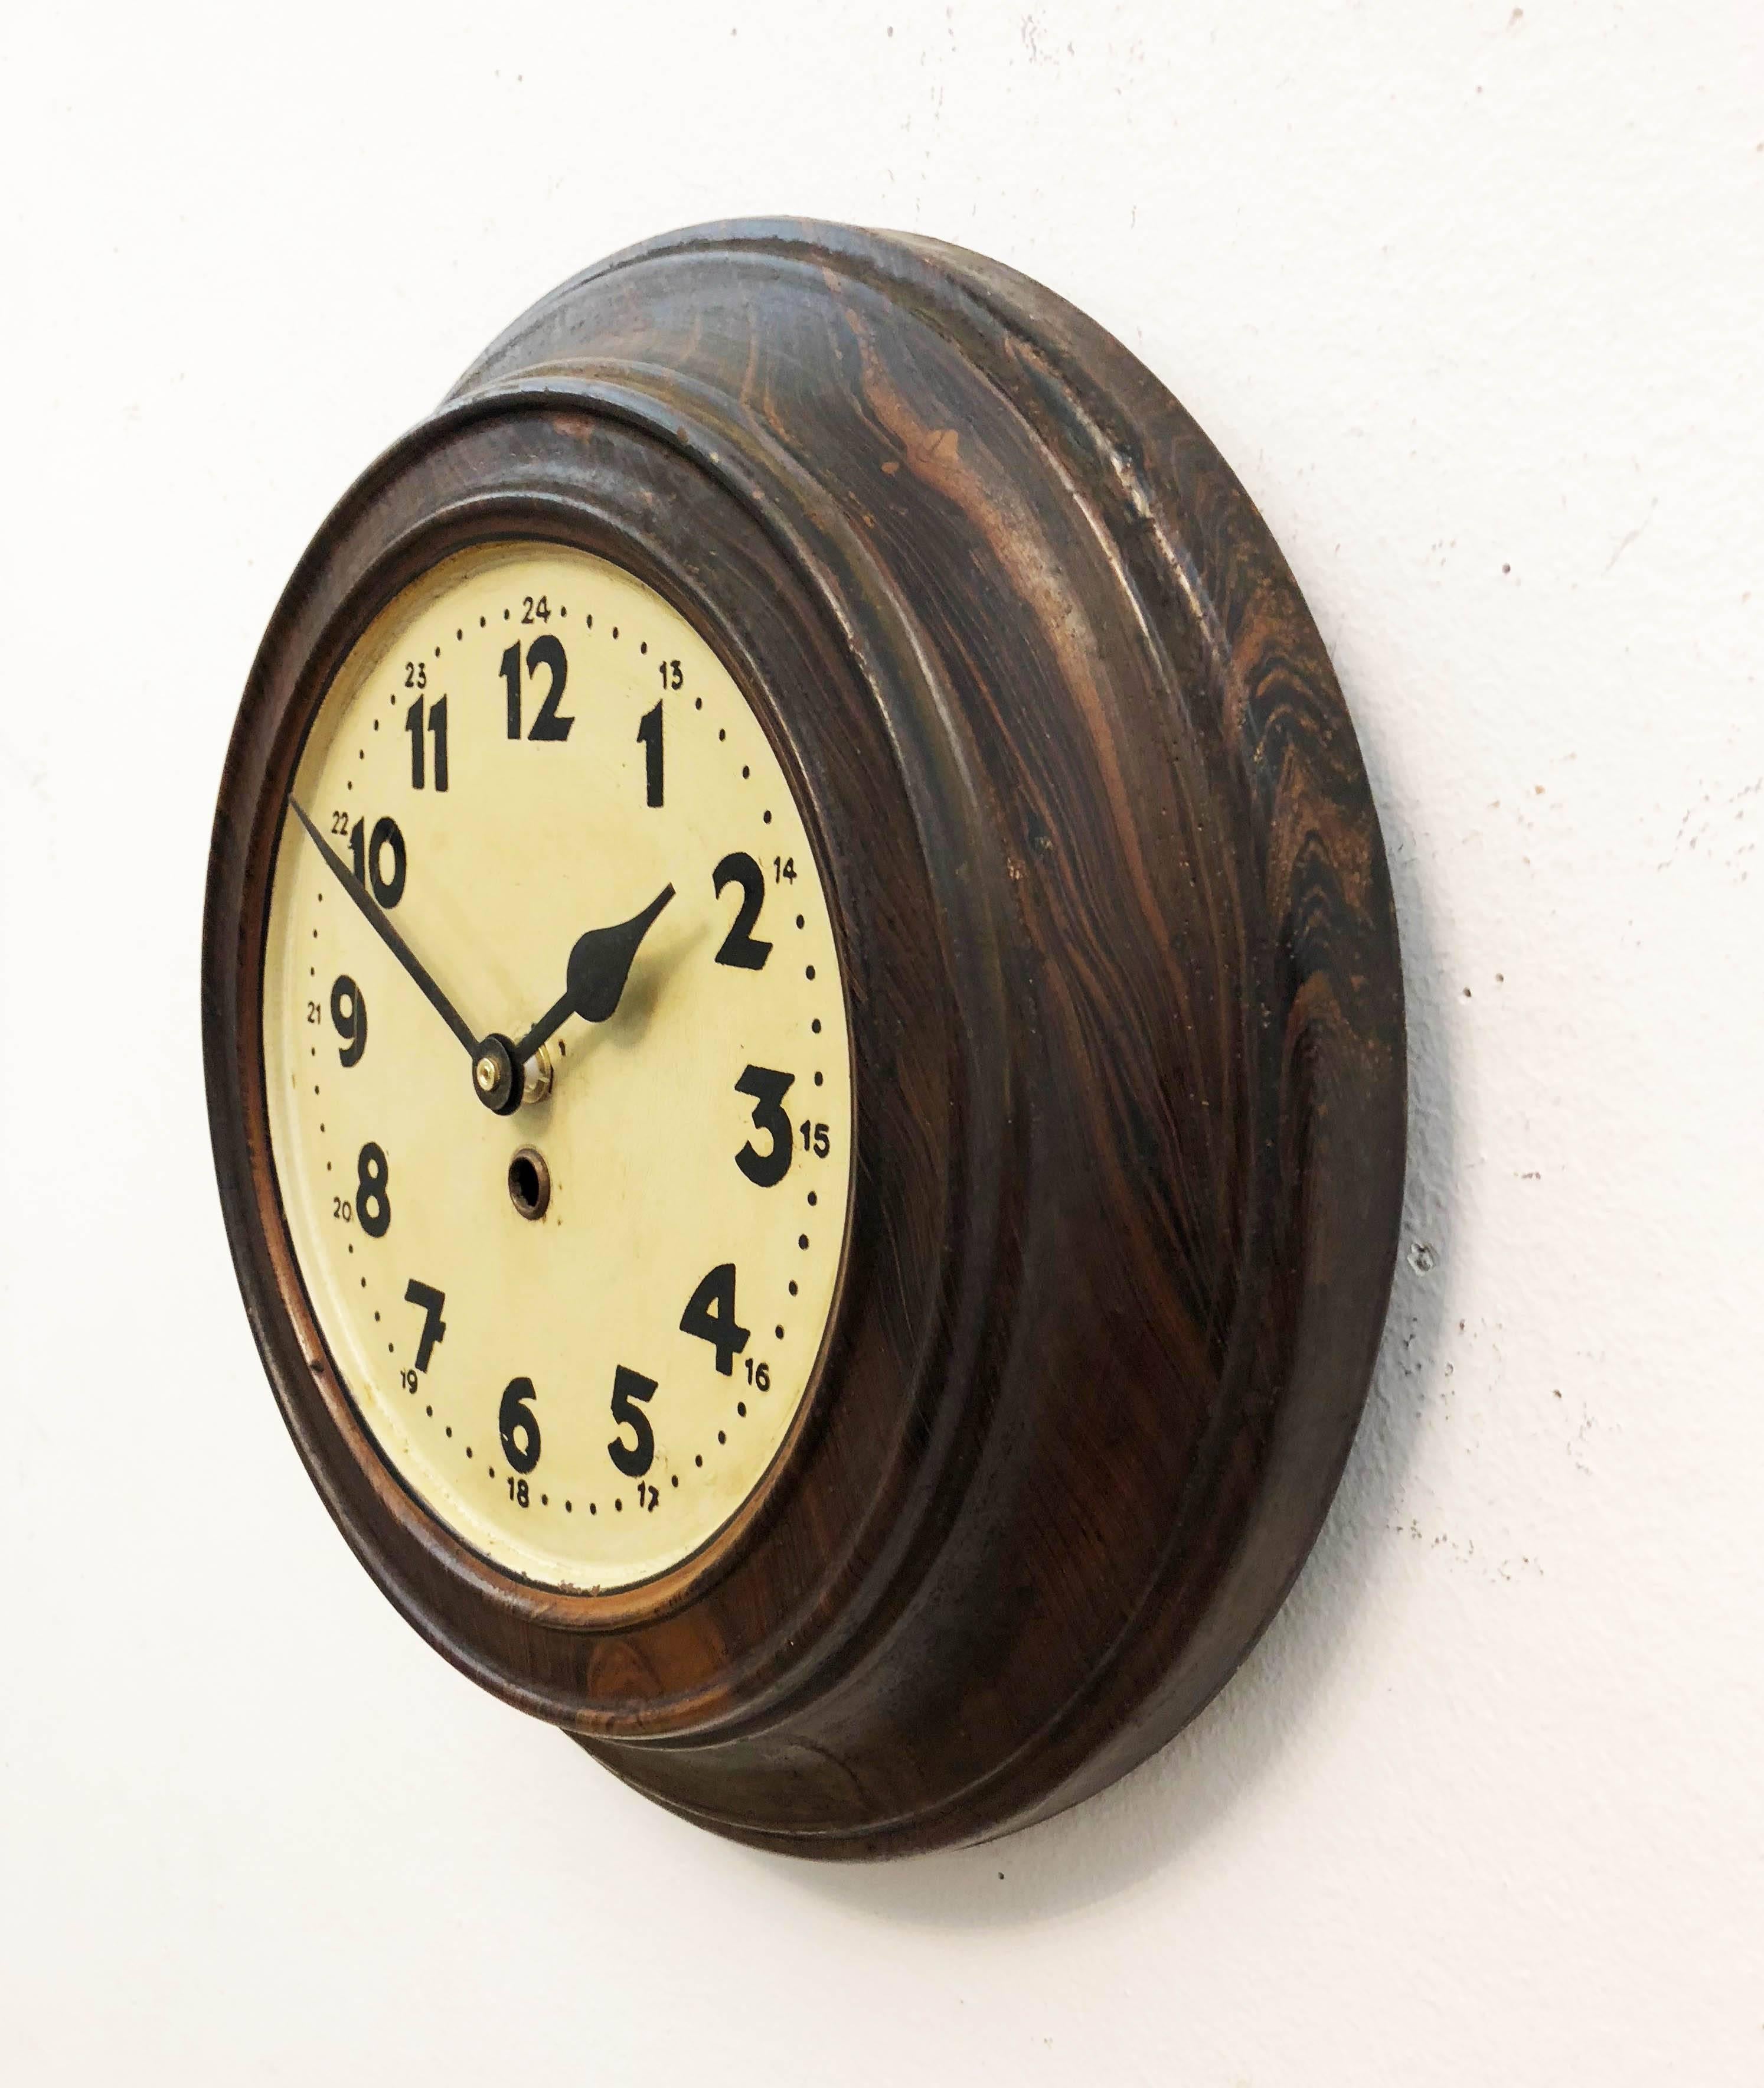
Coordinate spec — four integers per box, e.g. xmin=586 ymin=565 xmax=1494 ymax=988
xmin=261 ymin=543 xmax=852 ymax=1593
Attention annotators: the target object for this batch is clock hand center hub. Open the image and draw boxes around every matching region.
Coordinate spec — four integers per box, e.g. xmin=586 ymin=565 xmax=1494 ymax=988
xmin=472 ymin=1036 xmax=553 ymax=1115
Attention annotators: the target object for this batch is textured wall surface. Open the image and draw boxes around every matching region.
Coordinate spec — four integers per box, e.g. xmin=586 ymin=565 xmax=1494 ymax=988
xmin=2 ymin=3 xmax=1759 ymax=2080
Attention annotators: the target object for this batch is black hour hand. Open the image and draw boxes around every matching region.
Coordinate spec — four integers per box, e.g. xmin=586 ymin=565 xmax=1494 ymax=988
xmin=513 ymin=885 xmax=675 ymax=1062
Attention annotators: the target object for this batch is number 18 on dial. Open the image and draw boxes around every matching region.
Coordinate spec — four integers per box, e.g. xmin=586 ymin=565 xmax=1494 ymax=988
xmin=263 ymin=543 xmax=851 ymax=1590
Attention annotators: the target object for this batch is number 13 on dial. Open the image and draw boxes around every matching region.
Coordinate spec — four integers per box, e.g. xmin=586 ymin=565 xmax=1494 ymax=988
xmin=262 ymin=544 xmax=852 ymax=1591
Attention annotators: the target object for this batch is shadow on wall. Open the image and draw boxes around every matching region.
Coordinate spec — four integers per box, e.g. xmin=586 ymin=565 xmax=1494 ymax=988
xmin=748 ymin=700 xmax=1454 ymax=1928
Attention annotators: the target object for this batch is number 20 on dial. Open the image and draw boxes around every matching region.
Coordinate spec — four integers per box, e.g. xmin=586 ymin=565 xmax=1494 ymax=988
xmin=262 ymin=544 xmax=852 ymax=1590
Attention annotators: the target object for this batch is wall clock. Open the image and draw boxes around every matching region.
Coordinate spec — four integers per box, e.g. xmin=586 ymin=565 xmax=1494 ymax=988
xmin=204 ymin=218 xmax=1405 ymax=1858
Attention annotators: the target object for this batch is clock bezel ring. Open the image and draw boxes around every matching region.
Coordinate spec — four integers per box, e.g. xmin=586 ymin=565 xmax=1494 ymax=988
xmin=204 ymin=397 xmax=1011 ymax=1729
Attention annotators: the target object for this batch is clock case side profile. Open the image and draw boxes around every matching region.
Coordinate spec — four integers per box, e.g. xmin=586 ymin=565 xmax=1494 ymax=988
xmin=205 ymin=218 xmax=1406 ymax=1858
xmin=456 ymin=223 xmax=1406 ymax=1853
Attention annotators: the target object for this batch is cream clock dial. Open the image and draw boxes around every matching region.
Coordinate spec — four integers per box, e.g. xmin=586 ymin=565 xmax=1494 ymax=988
xmin=262 ymin=543 xmax=852 ymax=1592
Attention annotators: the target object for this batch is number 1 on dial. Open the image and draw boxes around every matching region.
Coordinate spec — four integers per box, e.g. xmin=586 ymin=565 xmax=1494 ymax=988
xmin=638 ymin=700 xmax=664 ymax=807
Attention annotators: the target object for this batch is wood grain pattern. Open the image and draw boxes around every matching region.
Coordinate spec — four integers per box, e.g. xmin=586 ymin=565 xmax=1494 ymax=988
xmin=203 ymin=220 xmax=1406 ymax=1857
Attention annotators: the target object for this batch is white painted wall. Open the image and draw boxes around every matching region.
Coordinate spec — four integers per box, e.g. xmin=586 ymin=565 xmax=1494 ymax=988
xmin=4 ymin=2 xmax=1760 ymax=2079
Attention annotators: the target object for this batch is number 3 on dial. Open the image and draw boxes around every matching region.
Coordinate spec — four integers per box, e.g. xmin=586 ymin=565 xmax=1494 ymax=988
xmin=734 ymin=1066 xmax=794 ymax=1187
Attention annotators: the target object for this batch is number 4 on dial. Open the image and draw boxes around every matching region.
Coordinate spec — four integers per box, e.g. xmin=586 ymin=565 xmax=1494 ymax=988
xmin=681 ymin=1263 xmax=750 ymax=1376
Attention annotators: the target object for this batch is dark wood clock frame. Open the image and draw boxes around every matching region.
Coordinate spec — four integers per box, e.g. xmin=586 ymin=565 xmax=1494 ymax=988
xmin=204 ymin=219 xmax=1406 ymax=1858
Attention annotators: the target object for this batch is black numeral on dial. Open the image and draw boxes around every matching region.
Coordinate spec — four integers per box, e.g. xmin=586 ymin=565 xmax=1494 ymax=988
xmin=404 ymin=1280 xmax=446 ymax=1372
xmin=348 ymin=815 xmax=407 ymax=908
xmin=607 ymin=1366 xmax=657 ymax=1477
xmin=680 ymin=1263 xmax=751 ymax=1377
xmin=712 ymin=851 xmax=772 ymax=971
xmin=734 ymin=1066 xmax=795 ymax=1187
xmin=638 ymin=699 xmax=664 ymax=807
xmin=329 ymin=974 xmax=367 ymax=1066
xmin=405 ymin=695 xmax=449 ymax=791
xmin=498 ymin=1376 xmax=541 ymax=1474
xmin=501 ymin=634 xmax=573 ymax=742
xmin=355 ymin=1141 xmax=391 ymax=1237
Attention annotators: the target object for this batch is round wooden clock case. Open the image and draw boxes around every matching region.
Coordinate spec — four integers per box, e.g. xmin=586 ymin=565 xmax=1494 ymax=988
xmin=204 ymin=219 xmax=1406 ymax=1858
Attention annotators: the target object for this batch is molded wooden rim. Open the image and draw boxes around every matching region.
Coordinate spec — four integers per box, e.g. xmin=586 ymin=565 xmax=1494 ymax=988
xmin=207 ymin=400 xmax=1011 ymax=1727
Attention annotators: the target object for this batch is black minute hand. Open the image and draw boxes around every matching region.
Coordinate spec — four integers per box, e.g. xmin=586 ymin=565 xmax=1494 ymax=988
xmin=512 ymin=885 xmax=676 ymax=1063
xmin=288 ymin=798 xmax=479 ymax=1058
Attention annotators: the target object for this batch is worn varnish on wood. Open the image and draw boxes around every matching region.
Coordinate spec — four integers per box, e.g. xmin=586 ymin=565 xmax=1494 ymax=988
xmin=204 ymin=220 xmax=1405 ymax=1857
